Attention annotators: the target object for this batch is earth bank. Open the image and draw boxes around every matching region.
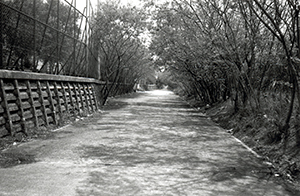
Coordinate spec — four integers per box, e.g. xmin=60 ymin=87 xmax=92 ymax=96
xmin=199 ymin=99 xmax=300 ymax=193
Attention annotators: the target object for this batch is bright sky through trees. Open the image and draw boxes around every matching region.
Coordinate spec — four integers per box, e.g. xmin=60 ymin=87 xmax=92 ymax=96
xmin=75 ymin=0 xmax=144 ymax=12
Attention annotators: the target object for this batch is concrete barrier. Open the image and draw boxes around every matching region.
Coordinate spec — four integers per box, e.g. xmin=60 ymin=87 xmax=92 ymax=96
xmin=0 ymin=70 xmax=102 ymax=137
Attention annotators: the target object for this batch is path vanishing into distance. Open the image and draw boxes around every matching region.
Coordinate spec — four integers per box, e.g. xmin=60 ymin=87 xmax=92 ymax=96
xmin=0 ymin=90 xmax=295 ymax=196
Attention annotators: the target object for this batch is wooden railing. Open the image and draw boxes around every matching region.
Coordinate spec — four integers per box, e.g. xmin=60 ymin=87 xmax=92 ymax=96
xmin=0 ymin=70 xmax=104 ymax=137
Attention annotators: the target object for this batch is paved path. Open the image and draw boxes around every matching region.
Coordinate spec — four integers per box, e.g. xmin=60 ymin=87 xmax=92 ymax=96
xmin=0 ymin=90 xmax=293 ymax=195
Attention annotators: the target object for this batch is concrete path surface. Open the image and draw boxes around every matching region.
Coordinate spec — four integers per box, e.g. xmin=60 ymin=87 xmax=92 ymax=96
xmin=0 ymin=90 xmax=294 ymax=196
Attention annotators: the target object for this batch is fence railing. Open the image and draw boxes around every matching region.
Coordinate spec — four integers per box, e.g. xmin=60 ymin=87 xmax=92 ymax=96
xmin=0 ymin=70 xmax=103 ymax=137
xmin=0 ymin=0 xmax=98 ymax=78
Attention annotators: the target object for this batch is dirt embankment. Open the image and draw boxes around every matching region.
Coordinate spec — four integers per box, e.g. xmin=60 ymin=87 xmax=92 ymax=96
xmin=201 ymin=100 xmax=300 ymax=193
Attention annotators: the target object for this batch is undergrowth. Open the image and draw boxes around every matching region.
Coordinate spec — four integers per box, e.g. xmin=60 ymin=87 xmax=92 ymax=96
xmin=197 ymin=92 xmax=300 ymax=193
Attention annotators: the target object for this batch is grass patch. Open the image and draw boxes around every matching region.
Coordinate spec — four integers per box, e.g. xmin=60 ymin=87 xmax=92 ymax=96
xmin=0 ymin=152 xmax=36 ymax=168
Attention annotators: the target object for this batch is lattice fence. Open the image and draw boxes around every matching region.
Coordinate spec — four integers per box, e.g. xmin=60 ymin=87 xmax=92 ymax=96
xmin=0 ymin=70 xmax=101 ymax=137
xmin=0 ymin=0 xmax=98 ymax=78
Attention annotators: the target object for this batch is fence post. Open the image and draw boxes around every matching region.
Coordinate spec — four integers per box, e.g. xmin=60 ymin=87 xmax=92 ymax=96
xmin=83 ymin=83 xmax=90 ymax=113
xmin=37 ymin=81 xmax=49 ymax=126
xmin=91 ymin=84 xmax=98 ymax=111
xmin=54 ymin=82 xmax=62 ymax=114
xmin=0 ymin=2 xmax=3 ymax=68
xmin=61 ymin=82 xmax=69 ymax=113
xmin=73 ymin=0 xmax=77 ymax=71
xmin=13 ymin=79 xmax=27 ymax=134
xmin=77 ymin=83 xmax=85 ymax=113
xmin=26 ymin=80 xmax=39 ymax=127
xmin=0 ymin=79 xmax=13 ymax=135
xmin=86 ymin=84 xmax=94 ymax=112
xmin=67 ymin=82 xmax=75 ymax=112
xmin=56 ymin=0 xmax=60 ymax=73
xmin=46 ymin=81 xmax=57 ymax=125
xmin=33 ymin=0 xmax=36 ymax=70
xmin=72 ymin=83 xmax=81 ymax=113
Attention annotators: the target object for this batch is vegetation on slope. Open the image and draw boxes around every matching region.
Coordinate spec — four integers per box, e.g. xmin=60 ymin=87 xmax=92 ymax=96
xmin=147 ymin=0 xmax=300 ymax=188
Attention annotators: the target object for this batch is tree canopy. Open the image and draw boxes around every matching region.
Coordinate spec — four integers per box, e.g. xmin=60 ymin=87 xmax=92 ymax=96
xmin=92 ymin=0 xmax=155 ymax=99
xmin=148 ymin=0 xmax=300 ymax=147
xmin=1 ymin=0 xmax=87 ymax=76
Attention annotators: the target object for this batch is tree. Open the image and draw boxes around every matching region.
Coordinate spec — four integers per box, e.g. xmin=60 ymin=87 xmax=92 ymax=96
xmin=243 ymin=0 xmax=300 ymax=150
xmin=93 ymin=0 xmax=154 ymax=103
xmin=149 ymin=0 xmax=230 ymax=104
xmin=148 ymin=0 xmax=300 ymax=149
xmin=1 ymin=0 xmax=84 ymax=76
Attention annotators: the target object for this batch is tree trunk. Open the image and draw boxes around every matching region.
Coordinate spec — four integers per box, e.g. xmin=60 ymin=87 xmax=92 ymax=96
xmin=281 ymin=74 xmax=296 ymax=152
xmin=296 ymin=128 xmax=300 ymax=147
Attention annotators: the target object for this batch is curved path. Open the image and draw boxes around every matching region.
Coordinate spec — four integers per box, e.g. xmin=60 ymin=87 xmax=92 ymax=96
xmin=0 ymin=90 xmax=293 ymax=195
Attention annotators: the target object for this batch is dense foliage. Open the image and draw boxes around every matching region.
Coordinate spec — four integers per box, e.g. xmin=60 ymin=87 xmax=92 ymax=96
xmin=148 ymin=0 xmax=300 ymax=149
xmin=92 ymin=1 xmax=155 ymax=100
xmin=1 ymin=0 xmax=88 ymax=76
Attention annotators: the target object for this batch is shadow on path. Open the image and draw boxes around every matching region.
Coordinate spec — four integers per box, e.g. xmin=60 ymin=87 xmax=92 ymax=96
xmin=77 ymin=90 xmax=293 ymax=196
xmin=0 ymin=90 xmax=296 ymax=196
